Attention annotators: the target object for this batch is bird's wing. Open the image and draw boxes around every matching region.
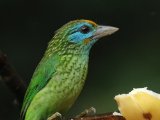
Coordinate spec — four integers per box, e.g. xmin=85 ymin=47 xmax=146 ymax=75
xmin=20 ymin=54 xmax=59 ymax=120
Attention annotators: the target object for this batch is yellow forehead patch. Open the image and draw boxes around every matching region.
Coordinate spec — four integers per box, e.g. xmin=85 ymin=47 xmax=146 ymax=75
xmin=83 ymin=20 xmax=97 ymax=27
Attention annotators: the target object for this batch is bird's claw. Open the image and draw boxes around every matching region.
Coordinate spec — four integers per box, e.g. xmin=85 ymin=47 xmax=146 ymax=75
xmin=47 ymin=112 xmax=62 ymax=120
xmin=75 ymin=107 xmax=96 ymax=118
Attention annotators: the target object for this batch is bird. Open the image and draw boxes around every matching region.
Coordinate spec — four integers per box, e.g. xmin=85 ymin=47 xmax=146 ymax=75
xmin=20 ymin=19 xmax=119 ymax=120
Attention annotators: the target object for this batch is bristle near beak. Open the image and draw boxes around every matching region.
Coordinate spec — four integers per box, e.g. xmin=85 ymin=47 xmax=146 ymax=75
xmin=92 ymin=25 xmax=119 ymax=39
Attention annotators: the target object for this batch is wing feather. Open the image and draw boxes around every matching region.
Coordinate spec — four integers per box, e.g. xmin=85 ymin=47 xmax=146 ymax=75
xmin=20 ymin=55 xmax=59 ymax=120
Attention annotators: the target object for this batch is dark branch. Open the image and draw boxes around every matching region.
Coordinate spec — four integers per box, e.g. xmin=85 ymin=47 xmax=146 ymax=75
xmin=71 ymin=113 xmax=125 ymax=120
xmin=0 ymin=50 xmax=27 ymax=105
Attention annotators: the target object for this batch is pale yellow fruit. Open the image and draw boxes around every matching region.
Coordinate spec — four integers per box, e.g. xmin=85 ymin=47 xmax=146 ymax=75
xmin=114 ymin=88 xmax=160 ymax=120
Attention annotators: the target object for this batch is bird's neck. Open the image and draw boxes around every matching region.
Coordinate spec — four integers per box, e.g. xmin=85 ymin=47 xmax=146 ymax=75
xmin=45 ymin=44 xmax=92 ymax=57
xmin=45 ymin=36 xmax=98 ymax=57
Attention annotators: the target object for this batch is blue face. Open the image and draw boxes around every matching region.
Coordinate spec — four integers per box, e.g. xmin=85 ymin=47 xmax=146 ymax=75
xmin=68 ymin=22 xmax=97 ymax=44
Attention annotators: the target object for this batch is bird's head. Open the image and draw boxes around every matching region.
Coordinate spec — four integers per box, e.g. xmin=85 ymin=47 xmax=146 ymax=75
xmin=48 ymin=20 xmax=119 ymax=55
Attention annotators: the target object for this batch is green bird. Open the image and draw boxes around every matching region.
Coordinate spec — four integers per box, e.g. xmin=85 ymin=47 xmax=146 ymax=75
xmin=20 ymin=19 xmax=118 ymax=120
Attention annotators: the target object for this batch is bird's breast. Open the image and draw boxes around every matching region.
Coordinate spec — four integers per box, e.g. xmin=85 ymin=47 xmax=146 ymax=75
xmin=47 ymin=54 xmax=89 ymax=112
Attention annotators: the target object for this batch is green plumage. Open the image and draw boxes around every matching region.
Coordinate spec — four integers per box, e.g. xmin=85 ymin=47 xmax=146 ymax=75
xmin=20 ymin=20 xmax=118 ymax=120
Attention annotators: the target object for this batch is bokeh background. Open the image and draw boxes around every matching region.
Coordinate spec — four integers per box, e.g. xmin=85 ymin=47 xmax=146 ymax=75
xmin=1 ymin=0 xmax=160 ymax=119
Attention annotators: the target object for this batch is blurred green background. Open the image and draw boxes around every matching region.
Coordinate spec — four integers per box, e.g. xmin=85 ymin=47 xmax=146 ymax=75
xmin=0 ymin=0 xmax=160 ymax=119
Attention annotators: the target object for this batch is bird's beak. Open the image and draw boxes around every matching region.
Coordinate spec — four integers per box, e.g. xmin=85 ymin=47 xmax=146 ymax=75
xmin=92 ymin=25 xmax=119 ymax=39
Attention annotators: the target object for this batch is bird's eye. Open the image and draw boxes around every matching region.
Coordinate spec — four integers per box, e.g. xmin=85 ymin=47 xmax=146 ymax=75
xmin=79 ymin=25 xmax=91 ymax=34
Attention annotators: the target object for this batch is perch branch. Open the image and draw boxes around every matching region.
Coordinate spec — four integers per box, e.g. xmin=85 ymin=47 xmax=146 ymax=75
xmin=0 ymin=50 xmax=27 ymax=105
xmin=47 ymin=110 xmax=125 ymax=120
xmin=71 ymin=113 xmax=125 ymax=120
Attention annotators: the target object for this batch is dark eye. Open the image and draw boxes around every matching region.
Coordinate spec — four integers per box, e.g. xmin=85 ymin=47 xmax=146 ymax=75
xmin=80 ymin=25 xmax=91 ymax=34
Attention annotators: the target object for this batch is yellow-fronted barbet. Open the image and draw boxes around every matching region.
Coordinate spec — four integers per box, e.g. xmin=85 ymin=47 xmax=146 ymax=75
xmin=20 ymin=19 xmax=119 ymax=120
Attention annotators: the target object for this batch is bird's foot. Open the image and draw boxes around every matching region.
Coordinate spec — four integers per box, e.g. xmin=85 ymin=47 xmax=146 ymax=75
xmin=47 ymin=112 xmax=62 ymax=120
xmin=75 ymin=107 xmax=96 ymax=118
